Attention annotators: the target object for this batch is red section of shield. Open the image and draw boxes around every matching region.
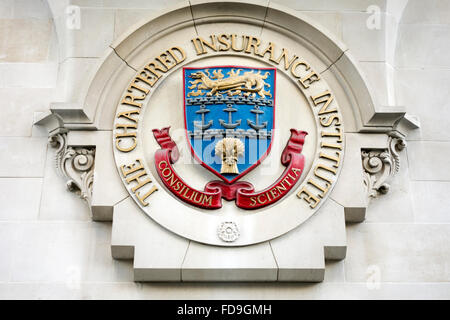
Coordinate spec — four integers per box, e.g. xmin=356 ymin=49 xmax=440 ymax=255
xmin=183 ymin=66 xmax=276 ymax=184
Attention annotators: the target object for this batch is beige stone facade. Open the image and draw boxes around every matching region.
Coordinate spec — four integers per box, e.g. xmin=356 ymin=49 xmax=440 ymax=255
xmin=0 ymin=0 xmax=449 ymax=299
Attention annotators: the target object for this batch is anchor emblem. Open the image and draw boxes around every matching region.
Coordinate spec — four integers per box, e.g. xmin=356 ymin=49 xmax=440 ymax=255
xmin=194 ymin=104 xmax=213 ymax=130
xmin=219 ymin=104 xmax=241 ymax=129
xmin=247 ymin=105 xmax=268 ymax=131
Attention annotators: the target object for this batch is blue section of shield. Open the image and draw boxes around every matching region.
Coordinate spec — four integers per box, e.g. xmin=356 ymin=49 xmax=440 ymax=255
xmin=184 ymin=66 xmax=275 ymax=183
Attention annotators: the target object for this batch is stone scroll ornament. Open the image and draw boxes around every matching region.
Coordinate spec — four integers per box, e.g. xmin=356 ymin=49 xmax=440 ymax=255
xmin=152 ymin=127 xmax=307 ymax=210
xmin=49 ymin=132 xmax=95 ymax=206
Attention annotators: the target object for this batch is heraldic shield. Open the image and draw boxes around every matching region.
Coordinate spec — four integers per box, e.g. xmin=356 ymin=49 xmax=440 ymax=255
xmin=183 ymin=66 xmax=276 ymax=184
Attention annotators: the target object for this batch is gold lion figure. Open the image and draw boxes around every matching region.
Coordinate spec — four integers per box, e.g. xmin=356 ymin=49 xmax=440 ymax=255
xmin=215 ymin=138 xmax=244 ymax=174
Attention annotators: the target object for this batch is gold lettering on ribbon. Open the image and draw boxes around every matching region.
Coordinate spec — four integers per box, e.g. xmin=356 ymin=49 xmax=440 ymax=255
xmin=120 ymin=159 xmax=158 ymax=206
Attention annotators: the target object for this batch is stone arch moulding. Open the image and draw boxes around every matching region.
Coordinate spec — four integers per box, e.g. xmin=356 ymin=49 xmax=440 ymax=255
xmin=36 ymin=1 xmax=414 ymax=282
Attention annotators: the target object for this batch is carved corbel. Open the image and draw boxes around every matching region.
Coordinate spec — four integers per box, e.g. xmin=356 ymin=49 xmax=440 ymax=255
xmin=362 ymin=133 xmax=406 ymax=198
xmin=49 ymin=133 xmax=95 ymax=207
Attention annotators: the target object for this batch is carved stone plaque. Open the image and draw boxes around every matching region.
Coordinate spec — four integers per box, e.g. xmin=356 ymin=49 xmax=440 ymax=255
xmin=38 ymin=1 xmax=409 ymax=282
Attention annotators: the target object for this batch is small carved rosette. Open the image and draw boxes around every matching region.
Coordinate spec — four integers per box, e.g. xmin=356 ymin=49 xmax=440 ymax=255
xmin=217 ymin=222 xmax=240 ymax=242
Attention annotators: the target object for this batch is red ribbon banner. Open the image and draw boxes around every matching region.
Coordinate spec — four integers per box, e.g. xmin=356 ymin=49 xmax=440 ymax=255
xmin=152 ymin=127 xmax=307 ymax=210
